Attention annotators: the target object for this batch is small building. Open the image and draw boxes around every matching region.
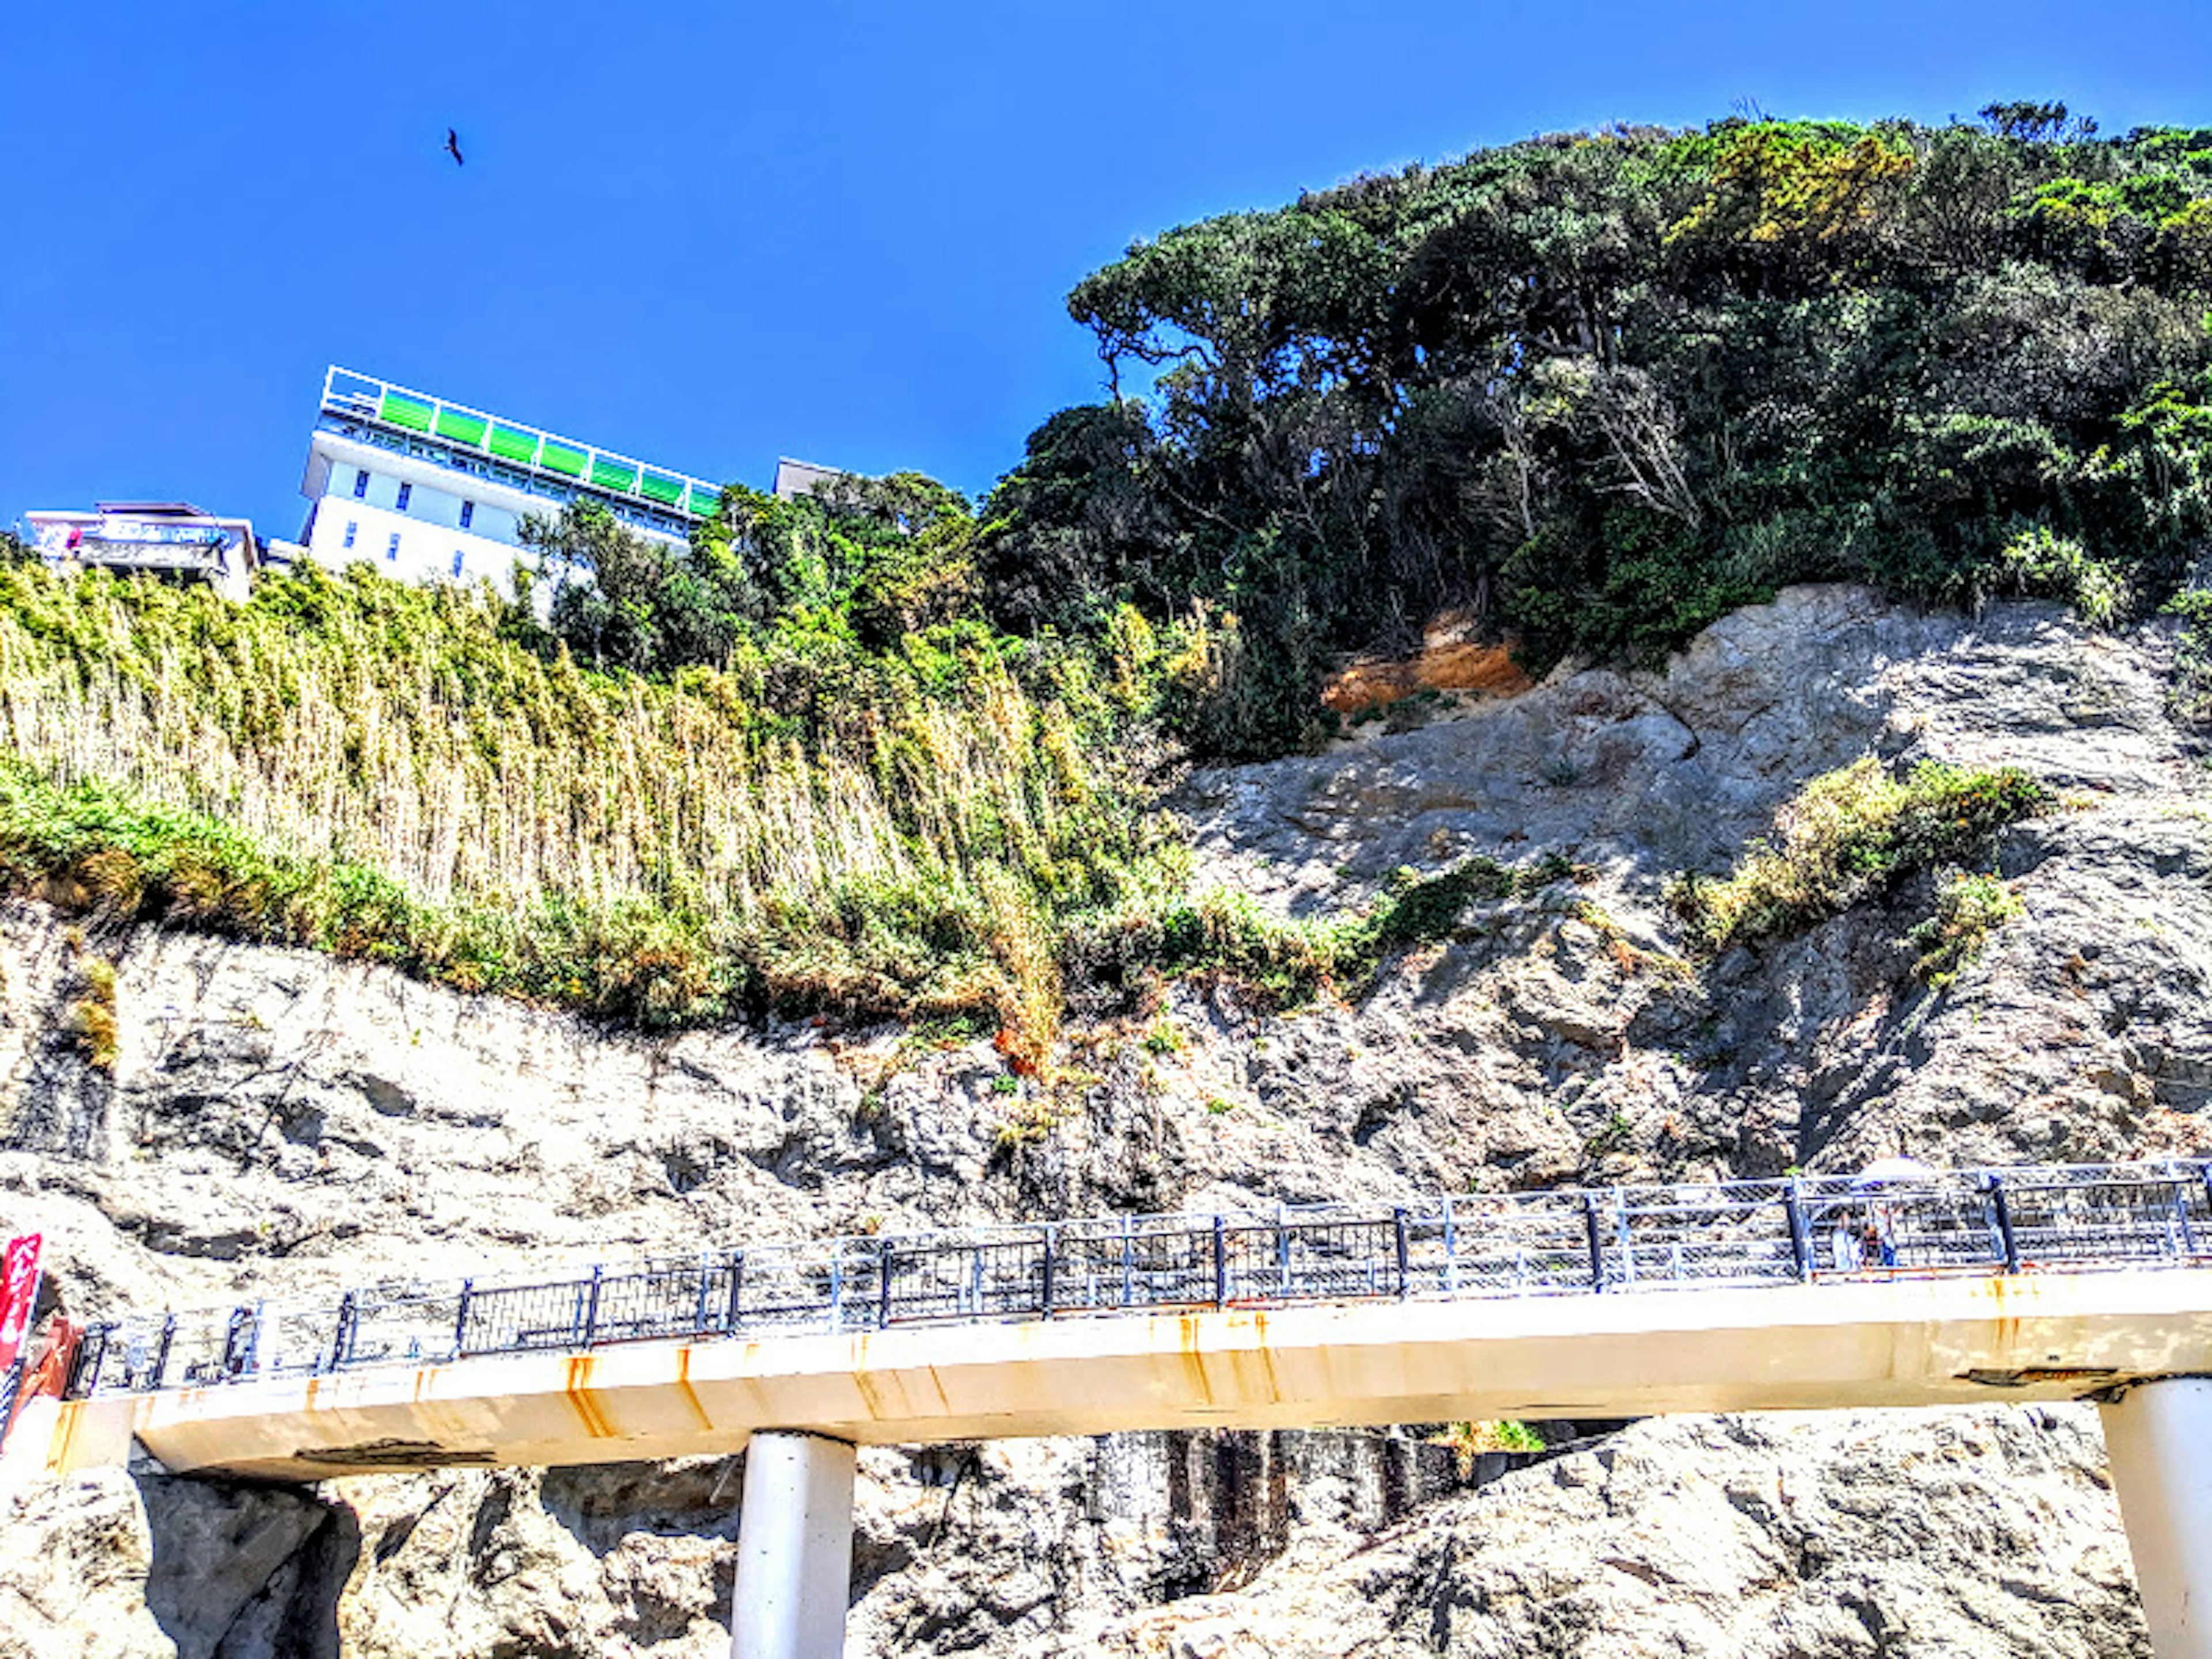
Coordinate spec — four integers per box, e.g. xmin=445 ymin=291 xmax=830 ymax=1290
xmin=22 ymin=503 xmax=258 ymax=603
xmin=771 ymin=457 xmax=846 ymax=501
xmin=297 ymin=366 xmax=722 ymax=593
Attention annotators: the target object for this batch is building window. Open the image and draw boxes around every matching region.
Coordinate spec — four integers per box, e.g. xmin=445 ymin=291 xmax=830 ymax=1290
xmin=395 ymin=482 xmax=412 ymax=512
xmin=342 ymin=521 xmax=357 ymax=550
xmin=459 ymin=500 xmax=474 ymax=530
xmin=451 ymin=550 xmax=465 ymax=578
xmin=353 ymin=469 xmax=369 ymax=499
xmin=387 ymin=532 xmax=401 ymax=561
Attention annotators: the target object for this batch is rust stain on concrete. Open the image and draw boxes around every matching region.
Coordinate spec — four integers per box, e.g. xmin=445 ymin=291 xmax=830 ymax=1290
xmin=671 ymin=1348 xmax=714 ymax=1433
xmin=1249 ymin=1312 xmax=1287 ymax=1402
xmin=564 ymin=1355 xmax=616 ymax=1438
xmin=1176 ymin=1315 xmax=1215 ymax=1404
xmin=46 ymin=1402 xmax=81 ymax=1474
xmin=851 ymin=1363 xmax=892 ymax=1421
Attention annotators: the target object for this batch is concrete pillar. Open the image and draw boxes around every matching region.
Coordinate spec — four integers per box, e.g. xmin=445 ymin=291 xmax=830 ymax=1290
xmin=2103 ymin=1377 xmax=2212 ymax=1659
xmin=730 ymin=1431 xmax=856 ymax=1659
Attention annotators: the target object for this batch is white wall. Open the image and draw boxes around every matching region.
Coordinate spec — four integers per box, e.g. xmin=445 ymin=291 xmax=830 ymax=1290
xmin=304 ymin=431 xmax=690 ymax=555
xmin=320 ymin=459 xmax=522 ymax=548
xmin=304 ymin=497 xmax=525 ymax=593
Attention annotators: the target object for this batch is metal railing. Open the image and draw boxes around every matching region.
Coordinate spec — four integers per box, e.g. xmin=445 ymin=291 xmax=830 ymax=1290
xmin=64 ymin=1161 xmax=2212 ymax=1402
xmin=318 ymin=365 xmax=723 ymax=527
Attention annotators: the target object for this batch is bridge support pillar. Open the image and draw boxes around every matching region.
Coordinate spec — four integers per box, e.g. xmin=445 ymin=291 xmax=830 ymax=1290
xmin=2103 ymin=1377 xmax=2212 ymax=1659
xmin=730 ymin=1431 xmax=856 ymax=1659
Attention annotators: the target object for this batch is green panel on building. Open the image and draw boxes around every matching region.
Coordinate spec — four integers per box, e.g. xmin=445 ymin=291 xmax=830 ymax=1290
xmin=688 ymin=484 xmax=718 ymax=517
xmin=638 ymin=472 xmax=686 ymax=506
xmin=380 ymin=393 xmax=434 ymax=433
xmin=590 ymin=457 xmax=639 ymax=493
xmin=540 ymin=442 xmax=587 ymax=479
xmin=434 ymin=409 xmax=489 ymax=447
xmin=488 ymin=425 xmax=540 ymax=465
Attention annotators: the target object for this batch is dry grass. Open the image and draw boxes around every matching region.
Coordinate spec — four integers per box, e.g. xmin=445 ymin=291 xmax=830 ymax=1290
xmin=0 ymin=562 xmax=1175 ymax=1047
xmin=68 ymin=953 xmax=118 ymax=1071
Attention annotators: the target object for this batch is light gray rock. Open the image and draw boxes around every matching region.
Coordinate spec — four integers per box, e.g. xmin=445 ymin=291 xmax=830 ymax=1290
xmin=0 ymin=1469 xmax=173 ymax=1659
xmin=1073 ymin=1410 xmax=2147 ymax=1659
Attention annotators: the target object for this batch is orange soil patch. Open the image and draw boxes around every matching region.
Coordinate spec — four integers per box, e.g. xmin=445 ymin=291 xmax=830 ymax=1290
xmin=1321 ymin=635 xmax=1534 ymax=715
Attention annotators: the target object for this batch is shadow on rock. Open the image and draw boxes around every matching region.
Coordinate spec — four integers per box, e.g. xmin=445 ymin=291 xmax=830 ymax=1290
xmin=141 ymin=1472 xmax=357 ymax=1659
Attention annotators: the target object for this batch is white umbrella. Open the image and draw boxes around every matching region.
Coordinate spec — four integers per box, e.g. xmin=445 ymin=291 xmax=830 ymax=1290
xmin=1851 ymin=1156 xmax=1941 ymax=1190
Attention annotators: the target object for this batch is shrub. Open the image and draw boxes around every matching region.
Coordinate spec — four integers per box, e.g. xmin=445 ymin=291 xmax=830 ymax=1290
xmin=1991 ymin=525 xmax=2131 ymax=627
xmin=1067 ymin=853 xmax=1578 ymax=1014
xmin=2167 ymin=589 xmax=2212 ymax=724
xmin=69 ymin=953 xmax=118 ymax=1071
xmin=1437 ymin=1419 xmax=1546 ymax=1472
xmin=1908 ymin=870 xmax=2024 ymax=987
xmin=1668 ymin=759 xmax=2048 ymax=956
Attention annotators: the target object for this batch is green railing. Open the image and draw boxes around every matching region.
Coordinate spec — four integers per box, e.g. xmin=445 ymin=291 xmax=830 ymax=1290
xmin=321 ymin=366 xmax=721 ymax=521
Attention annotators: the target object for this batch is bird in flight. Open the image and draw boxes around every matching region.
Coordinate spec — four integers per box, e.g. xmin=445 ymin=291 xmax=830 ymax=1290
xmin=445 ymin=128 xmax=464 ymax=167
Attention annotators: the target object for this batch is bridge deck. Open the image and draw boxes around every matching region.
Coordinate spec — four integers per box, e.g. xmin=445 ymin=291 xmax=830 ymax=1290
xmin=50 ymin=1266 xmax=2212 ymax=1482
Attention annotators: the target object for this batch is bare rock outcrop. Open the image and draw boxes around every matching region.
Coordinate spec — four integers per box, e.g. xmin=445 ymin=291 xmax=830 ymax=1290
xmin=1080 ymin=1410 xmax=2145 ymax=1659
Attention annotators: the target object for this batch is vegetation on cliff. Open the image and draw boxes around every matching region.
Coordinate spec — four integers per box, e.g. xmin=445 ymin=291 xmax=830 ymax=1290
xmin=0 ymin=558 xmax=1179 ymax=1053
xmin=494 ymin=103 xmax=2212 ymax=766
xmin=1665 ymin=758 xmax=2050 ymax=957
xmin=981 ymin=103 xmax=2212 ymax=753
xmin=0 ymin=101 xmax=2181 ymax=1046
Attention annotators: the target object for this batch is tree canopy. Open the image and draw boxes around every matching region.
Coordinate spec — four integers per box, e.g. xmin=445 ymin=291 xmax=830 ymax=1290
xmin=541 ymin=108 xmax=2212 ymax=761
xmin=978 ymin=108 xmax=2212 ymax=752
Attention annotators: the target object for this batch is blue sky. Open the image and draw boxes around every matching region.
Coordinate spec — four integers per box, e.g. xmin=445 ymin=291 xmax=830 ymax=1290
xmin=6 ymin=0 xmax=2211 ymax=539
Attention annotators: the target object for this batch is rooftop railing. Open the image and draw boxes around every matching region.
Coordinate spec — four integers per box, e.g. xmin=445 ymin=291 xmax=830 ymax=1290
xmin=318 ymin=365 xmax=724 ymax=524
xmin=65 ymin=1160 xmax=2212 ymax=1402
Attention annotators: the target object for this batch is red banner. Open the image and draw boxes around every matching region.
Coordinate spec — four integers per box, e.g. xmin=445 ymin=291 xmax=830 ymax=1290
xmin=0 ymin=1235 xmax=41 ymax=1374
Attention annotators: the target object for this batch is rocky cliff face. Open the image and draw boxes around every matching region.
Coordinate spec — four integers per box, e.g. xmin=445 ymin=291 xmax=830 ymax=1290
xmin=0 ymin=586 xmax=2203 ymax=1656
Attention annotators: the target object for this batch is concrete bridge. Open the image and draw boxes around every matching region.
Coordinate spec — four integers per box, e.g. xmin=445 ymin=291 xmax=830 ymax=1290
xmin=18 ymin=1162 xmax=2212 ymax=1658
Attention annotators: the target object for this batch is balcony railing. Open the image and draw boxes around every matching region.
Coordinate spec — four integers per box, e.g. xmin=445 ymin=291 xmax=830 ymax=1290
xmin=318 ymin=365 xmax=723 ymax=524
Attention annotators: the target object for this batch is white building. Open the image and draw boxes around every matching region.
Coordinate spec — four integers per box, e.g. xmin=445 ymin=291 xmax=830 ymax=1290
xmin=298 ymin=367 xmax=722 ymax=594
xmin=22 ymin=503 xmax=259 ymax=603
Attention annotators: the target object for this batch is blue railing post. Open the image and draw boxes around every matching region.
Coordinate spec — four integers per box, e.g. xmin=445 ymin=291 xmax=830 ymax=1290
xmin=724 ymin=1250 xmax=745 ymax=1334
xmin=2173 ymin=1179 xmax=2199 ymax=1258
xmin=582 ymin=1266 xmax=605 ymax=1347
xmin=830 ymin=1254 xmax=844 ymax=1332
xmin=332 ymin=1293 xmax=358 ymax=1370
xmin=1213 ymin=1215 xmax=1229 ymax=1308
xmin=692 ymin=1255 xmax=715 ymax=1335
xmin=1442 ymin=1198 xmax=1458 ymax=1296
xmin=1394 ymin=1207 xmax=1410 ymax=1298
xmin=153 ymin=1315 xmax=176 ymax=1391
xmin=878 ymin=1247 xmax=896 ymax=1330
xmin=1986 ymin=1175 xmax=2022 ymax=1274
xmin=1786 ymin=1181 xmax=1813 ymax=1281
xmin=1583 ymin=1194 xmax=1607 ymax=1292
xmin=1120 ymin=1217 xmax=1135 ymax=1308
xmin=1277 ymin=1206 xmax=1291 ymax=1299
xmin=1040 ymin=1229 xmax=1057 ymax=1319
xmin=224 ymin=1305 xmax=265 ymax=1381
xmin=67 ymin=1323 xmax=110 ymax=1399
xmin=454 ymin=1281 xmax=474 ymax=1358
